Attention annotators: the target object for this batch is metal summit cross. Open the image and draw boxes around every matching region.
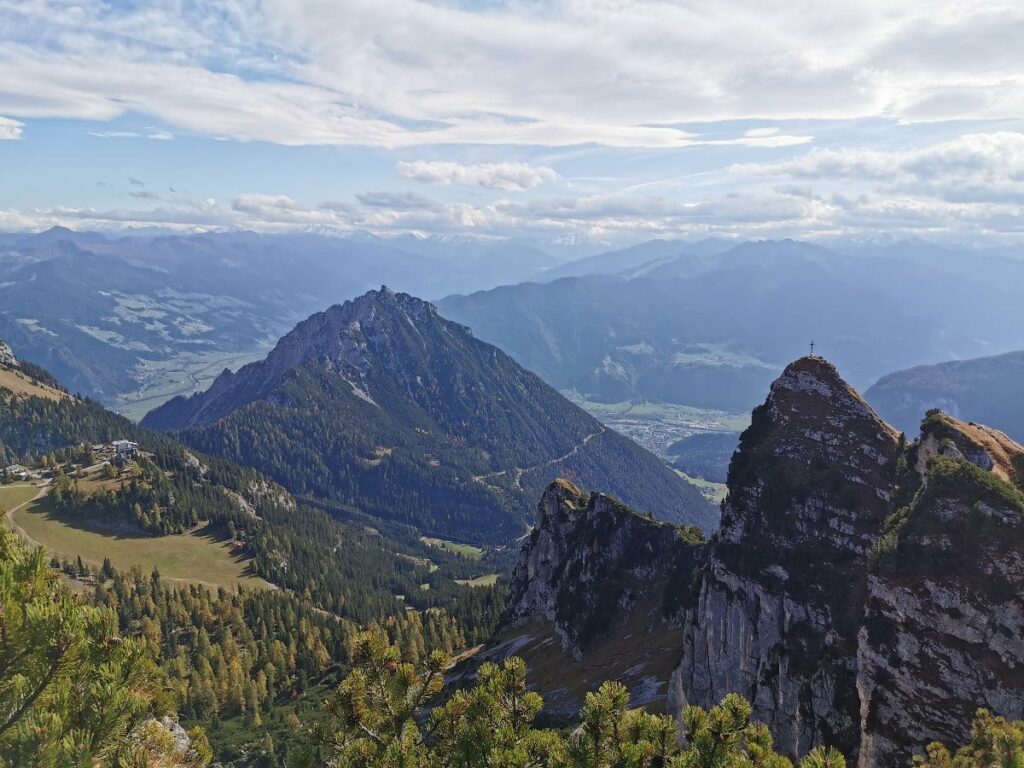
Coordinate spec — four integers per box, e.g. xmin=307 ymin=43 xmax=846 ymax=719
xmin=809 ymin=340 xmax=815 ymax=357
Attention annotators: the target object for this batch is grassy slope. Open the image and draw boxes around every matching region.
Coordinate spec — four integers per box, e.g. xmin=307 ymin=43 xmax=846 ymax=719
xmin=0 ymin=368 xmax=67 ymax=402
xmin=9 ymin=493 xmax=269 ymax=590
xmin=420 ymin=536 xmax=486 ymax=560
xmin=0 ymin=483 xmax=41 ymax=511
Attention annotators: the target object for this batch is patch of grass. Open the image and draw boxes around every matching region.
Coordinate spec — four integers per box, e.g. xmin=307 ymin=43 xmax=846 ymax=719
xmin=0 ymin=367 xmax=67 ymax=401
xmin=925 ymin=455 xmax=1024 ymax=514
xmin=0 ymin=483 xmax=41 ymax=512
xmin=72 ymin=465 xmax=143 ymax=495
xmin=419 ymin=536 xmax=485 ymax=560
xmin=10 ymin=495 xmax=269 ymax=589
xmin=455 ymin=573 xmax=499 ymax=588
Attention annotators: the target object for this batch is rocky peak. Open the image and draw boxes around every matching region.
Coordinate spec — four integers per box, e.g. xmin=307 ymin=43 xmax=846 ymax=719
xmin=258 ymin=286 xmax=443 ymax=383
xmin=675 ymin=357 xmax=903 ymax=760
xmin=506 ymin=479 xmax=703 ymax=659
xmin=719 ymin=355 xmax=901 ymax=555
xmin=0 ymin=339 xmax=16 ymax=368
xmin=142 ymin=287 xmax=452 ymax=429
xmin=916 ymin=410 xmax=1024 ymax=486
xmin=487 ymin=479 xmax=704 ymax=717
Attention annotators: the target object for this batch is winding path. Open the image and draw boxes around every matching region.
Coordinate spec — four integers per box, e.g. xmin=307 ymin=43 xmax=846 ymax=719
xmin=3 ymin=484 xmax=50 ymax=547
xmin=472 ymin=426 xmax=606 ymax=491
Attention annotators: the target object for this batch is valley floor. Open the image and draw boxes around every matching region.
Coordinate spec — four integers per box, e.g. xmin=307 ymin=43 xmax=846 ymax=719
xmin=111 ymin=346 xmax=272 ymax=421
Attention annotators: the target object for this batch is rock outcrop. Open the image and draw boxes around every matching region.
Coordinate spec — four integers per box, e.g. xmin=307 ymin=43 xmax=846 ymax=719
xmin=480 ymin=479 xmax=704 ymax=717
xmin=673 ymin=356 xmax=902 ymax=759
xmin=507 ymin=479 xmax=705 ymax=658
xmin=856 ymin=412 xmax=1024 ymax=766
xmin=0 ymin=339 xmax=17 ymax=368
xmin=506 ymin=356 xmax=1024 ymax=764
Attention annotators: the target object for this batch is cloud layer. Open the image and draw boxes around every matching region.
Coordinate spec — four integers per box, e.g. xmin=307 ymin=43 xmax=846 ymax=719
xmin=3 ymin=1 xmax=1024 ymax=147
xmin=2 ymin=2 xmax=1024 ymax=245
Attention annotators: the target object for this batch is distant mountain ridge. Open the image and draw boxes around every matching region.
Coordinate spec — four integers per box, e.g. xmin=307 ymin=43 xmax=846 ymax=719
xmin=440 ymin=239 xmax=1024 ymax=411
xmin=144 ymin=288 xmax=716 ymax=541
xmin=0 ymin=229 xmax=567 ymax=402
xmin=866 ymin=350 xmax=1024 ymax=442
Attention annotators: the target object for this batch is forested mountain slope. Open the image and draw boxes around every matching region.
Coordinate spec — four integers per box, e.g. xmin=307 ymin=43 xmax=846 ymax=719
xmin=0 ymin=342 xmax=509 ymax=761
xmin=866 ymin=350 xmax=1024 ymax=441
xmin=144 ymin=288 xmax=716 ymax=541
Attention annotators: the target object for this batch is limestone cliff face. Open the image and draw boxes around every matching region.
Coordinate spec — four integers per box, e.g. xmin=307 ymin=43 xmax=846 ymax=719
xmin=857 ymin=414 xmax=1024 ymax=766
xmin=506 ymin=478 xmax=704 ymax=660
xmin=672 ymin=361 xmax=1024 ymax=764
xmin=492 ymin=479 xmax=703 ymax=717
xmin=505 ymin=357 xmax=1024 ymax=764
xmin=672 ymin=357 xmax=902 ymax=759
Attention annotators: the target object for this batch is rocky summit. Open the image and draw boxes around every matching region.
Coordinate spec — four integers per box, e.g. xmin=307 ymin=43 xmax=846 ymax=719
xmin=503 ymin=356 xmax=1024 ymax=765
xmin=674 ymin=356 xmax=903 ymax=759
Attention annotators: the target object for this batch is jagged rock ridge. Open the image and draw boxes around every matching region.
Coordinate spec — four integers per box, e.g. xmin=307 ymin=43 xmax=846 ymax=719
xmin=477 ymin=479 xmax=704 ymax=717
xmin=506 ymin=356 xmax=1024 ymax=764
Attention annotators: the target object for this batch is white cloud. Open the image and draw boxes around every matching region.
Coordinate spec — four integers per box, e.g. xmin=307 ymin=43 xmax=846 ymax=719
xmin=735 ymin=132 xmax=1024 ymax=203
xmin=396 ymin=160 xmax=558 ymax=191
xmin=89 ymin=129 xmax=174 ymax=140
xmin=3 ymin=180 xmax=1023 ymax=245
xmin=0 ymin=116 xmax=23 ymax=140
xmin=1 ymin=1 xmax=1023 ymax=147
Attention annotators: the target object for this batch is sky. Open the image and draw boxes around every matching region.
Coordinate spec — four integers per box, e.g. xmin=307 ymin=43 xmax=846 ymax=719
xmin=2 ymin=0 xmax=1024 ymax=246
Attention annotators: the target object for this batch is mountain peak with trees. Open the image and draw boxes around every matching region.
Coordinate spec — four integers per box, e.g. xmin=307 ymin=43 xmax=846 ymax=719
xmin=143 ymin=288 xmax=717 ymax=541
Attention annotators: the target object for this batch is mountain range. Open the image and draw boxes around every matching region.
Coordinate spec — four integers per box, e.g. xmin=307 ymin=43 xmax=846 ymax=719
xmin=6 ymin=229 xmax=1024 ymax=423
xmin=0 ymin=229 xmax=568 ymax=405
xmin=440 ymin=239 xmax=1024 ymax=411
xmin=143 ymin=288 xmax=716 ymax=541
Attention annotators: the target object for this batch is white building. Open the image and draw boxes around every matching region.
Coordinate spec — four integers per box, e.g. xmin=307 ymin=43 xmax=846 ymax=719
xmin=4 ymin=464 xmax=30 ymax=481
xmin=112 ymin=440 xmax=139 ymax=457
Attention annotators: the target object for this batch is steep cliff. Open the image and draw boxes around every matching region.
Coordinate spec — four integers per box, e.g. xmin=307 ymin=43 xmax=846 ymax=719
xmin=501 ymin=357 xmax=1024 ymax=763
xmin=857 ymin=412 xmax=1024 ymax=766
xmin=672 ymin=356 xmax=902 ymax=758
xmin=478 ymin=479 xmax=704 ymax=717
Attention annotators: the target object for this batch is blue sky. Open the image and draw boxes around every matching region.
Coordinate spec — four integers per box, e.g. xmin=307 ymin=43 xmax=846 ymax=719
xmin=2 ymin=1 xmax=1024 ymax=246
